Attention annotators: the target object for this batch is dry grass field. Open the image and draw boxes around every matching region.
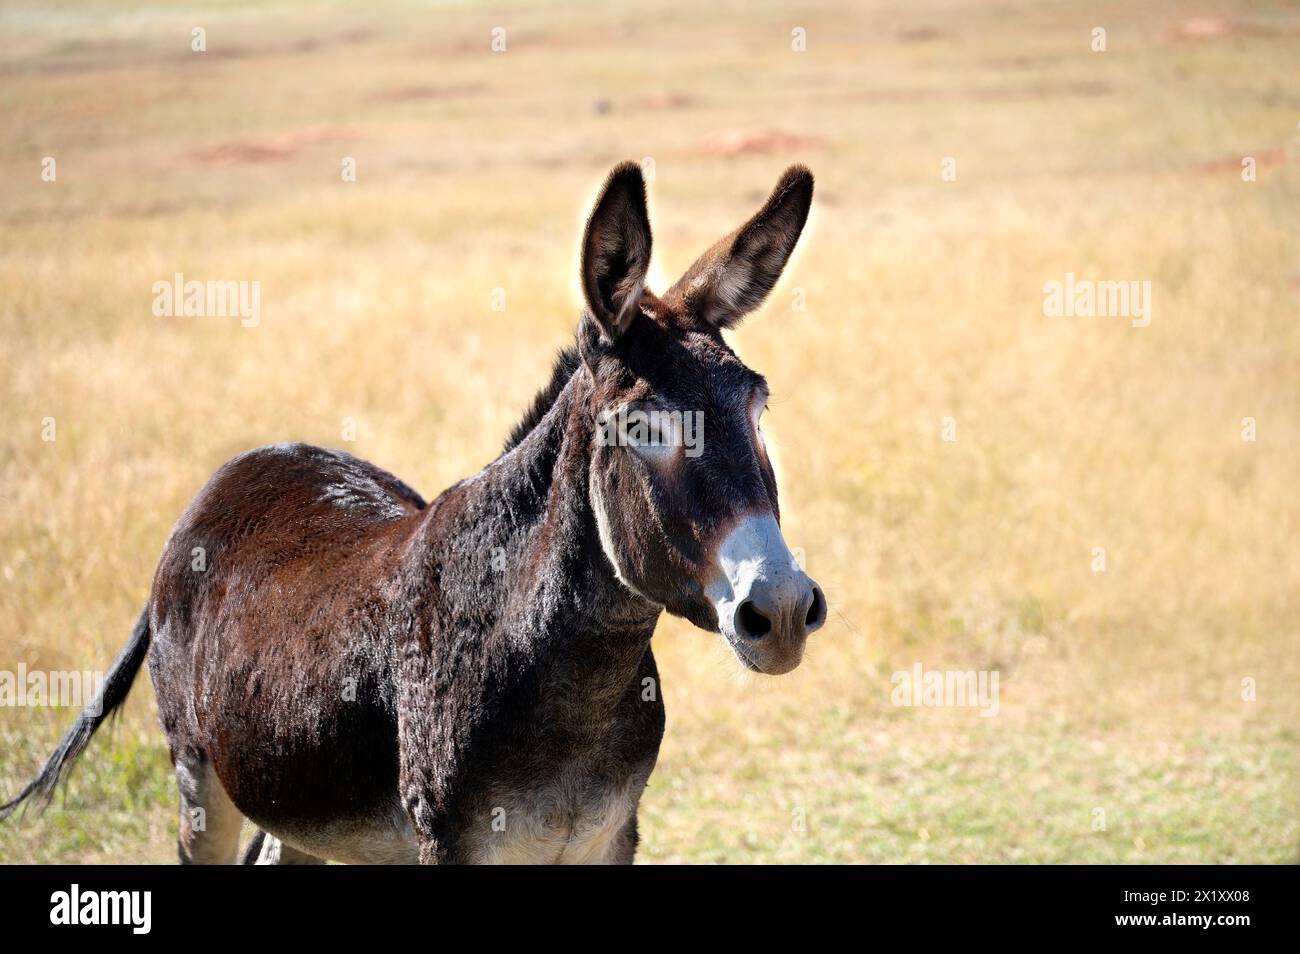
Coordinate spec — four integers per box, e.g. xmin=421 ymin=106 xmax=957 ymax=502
xmin=1 ymin=0 xmax=1298 ymax=863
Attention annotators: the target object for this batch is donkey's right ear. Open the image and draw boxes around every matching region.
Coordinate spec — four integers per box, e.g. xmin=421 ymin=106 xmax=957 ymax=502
xmin=581 ymin=162 xmax=652 ymax=341
xmin=666 ymin=165 xmax=812 ymax=329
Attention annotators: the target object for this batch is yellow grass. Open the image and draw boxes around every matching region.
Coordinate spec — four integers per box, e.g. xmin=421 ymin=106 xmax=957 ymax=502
xmin=1 ymin=0 xmax=1297 ymax=863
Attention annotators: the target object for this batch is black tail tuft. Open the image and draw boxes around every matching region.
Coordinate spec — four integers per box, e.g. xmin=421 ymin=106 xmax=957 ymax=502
xmin=0 ymin=608 xmax=151 ymax=822
xmin=240 ymin=830 xmax=267 ymax=864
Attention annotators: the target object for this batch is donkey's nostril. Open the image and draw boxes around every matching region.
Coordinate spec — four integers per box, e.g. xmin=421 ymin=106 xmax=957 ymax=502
xmin=805 ymin=586 xmax=827 ymax=633
xmin=735 ymin=599 xmax=773 ymax=639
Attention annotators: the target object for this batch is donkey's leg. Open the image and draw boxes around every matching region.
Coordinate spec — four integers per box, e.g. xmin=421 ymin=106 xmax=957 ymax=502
xmin=243 ymin=831 xmax=326 ymax=865
xmin=175 ymin=756 xmax=244 ymax=865
xmin=608 ymin=812 xmax=640 ymax=865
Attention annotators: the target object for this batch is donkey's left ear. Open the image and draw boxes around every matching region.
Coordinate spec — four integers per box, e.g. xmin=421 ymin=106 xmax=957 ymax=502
xmin=668 ymin=165 xmax=813 ymax=329
xmin=581 ymin=162 xmax=653 ymax=341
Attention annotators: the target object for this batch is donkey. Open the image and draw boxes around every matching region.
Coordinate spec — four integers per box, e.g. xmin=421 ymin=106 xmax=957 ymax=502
xmin=1 ymin=162 xmax=826 ymax=864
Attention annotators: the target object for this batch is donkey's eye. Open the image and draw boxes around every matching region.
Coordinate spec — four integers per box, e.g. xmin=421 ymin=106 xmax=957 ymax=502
xmin=601 ymin=405 xmax=682 ymax=465
xmin=629 ymin=412 xmax=681 ymax=464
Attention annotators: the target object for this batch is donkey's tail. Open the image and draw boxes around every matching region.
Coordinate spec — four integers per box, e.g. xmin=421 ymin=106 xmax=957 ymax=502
xmin=0 ymin=607 xmax=151 ymax=822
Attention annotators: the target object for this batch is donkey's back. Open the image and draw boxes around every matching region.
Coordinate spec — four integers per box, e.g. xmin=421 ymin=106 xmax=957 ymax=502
xmin=149 ymin=442 xmax=426 ymax=863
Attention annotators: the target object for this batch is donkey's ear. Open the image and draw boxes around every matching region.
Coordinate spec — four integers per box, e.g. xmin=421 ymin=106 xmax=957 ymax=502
xmin=581 ymin=162 xmax=652 ymax=341
xmin=668 ymin=165 xmax=813 ymax=329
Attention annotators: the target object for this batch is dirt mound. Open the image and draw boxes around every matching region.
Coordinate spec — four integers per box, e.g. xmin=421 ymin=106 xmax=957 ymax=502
xmin=188 ymin=126 xmax=359 ymax=165
xmin=1195 ymin=146 xmax=1288 ymax=176
xmin=369 ymin=83 xmax=484 ymax=104
xmin=1168 ymin=17 xmax=1239 ymax=41
xmin=692 ymin=128 xmax=823 ymax=158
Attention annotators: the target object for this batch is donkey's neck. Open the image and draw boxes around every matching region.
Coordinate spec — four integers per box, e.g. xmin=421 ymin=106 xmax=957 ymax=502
xmin=421 ymin=369 xmax=660 ymax=703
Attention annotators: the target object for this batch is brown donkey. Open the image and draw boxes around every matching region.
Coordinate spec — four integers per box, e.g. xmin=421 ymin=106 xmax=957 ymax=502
xmin=1 ymin=163 xmax=826 ymax=864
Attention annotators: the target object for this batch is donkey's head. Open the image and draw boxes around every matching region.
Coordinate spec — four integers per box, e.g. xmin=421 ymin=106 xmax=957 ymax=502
xmin=578 ymin=162 xmax=825 ymax=675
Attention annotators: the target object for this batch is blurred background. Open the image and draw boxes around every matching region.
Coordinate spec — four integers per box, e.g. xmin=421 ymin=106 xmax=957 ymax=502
xmin=1 ymin=0 xmax=1297 ymax=863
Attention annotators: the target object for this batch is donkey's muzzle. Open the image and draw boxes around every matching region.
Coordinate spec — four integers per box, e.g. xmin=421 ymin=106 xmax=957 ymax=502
xmin=708 ymin=514 xmax=826 ymax=675
xmin=733 ymin=581 xmax=826 ymax=643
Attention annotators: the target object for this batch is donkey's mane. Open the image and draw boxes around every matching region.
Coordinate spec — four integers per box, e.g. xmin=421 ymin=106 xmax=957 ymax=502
xmin=501 ymin=345 xmax=582 ymax=453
